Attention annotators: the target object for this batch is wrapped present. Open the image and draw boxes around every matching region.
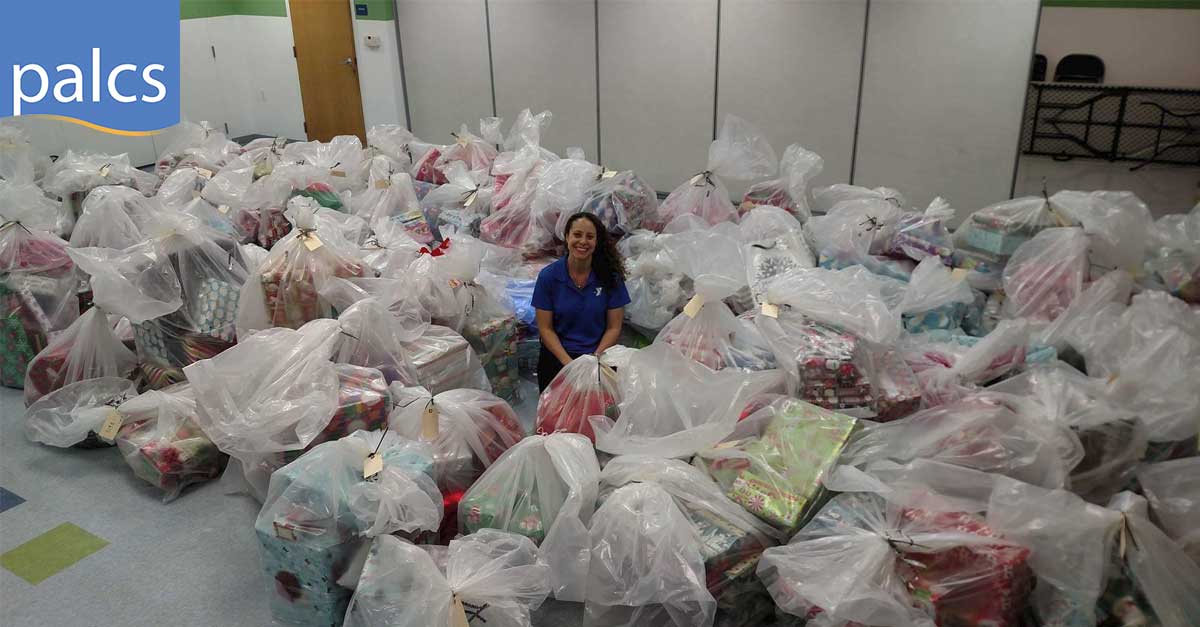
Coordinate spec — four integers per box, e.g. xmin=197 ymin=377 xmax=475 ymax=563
xmin=577 ymin=169 xmax=656 ymax=236
xmin=462 ymin=314 xmax=519 ymax=403
xmin=536 ymin=355 xmax=620 ymax=441
xmin=770 ymin=315 xmax=878 ymax=413
xmin=402 ymin=324 xmax=492 ymax=394
xmin=902 ymin=301 xmax=967 ymax=333
xmin=255 ymin=432 xmax=440 ymax=626
xmin=517 ymin=336 xmax=539 ymax=373
xmin=818 ymin=252 xmax=914 ymax=282
xmin=871 ymin=350 xmax=922 ymax=422
xmin=432 ymin=207 xmax=483 ymax=239
xmin=411 ymin=145 xmax=449 ymax=185
xmin=1 ymin=281 xmax=59 ymax=388
xmin=386 ymin=209 xmax=434 ymax=245
xmin=190 ymin=277 xmax=239 ymax=343
xmin=698 ymin=398 xmax=858 ymax=533
xmin=412 ymin=178 xmax=438 ymax=202
xmin=889 ymin=199 xmax=956 ymax=264
xmin=113 ymin=387 xmax=227 ymax=501
xmin=737 ymin=144 xmax=823 ymax=222
xmin=963 ymin=224 xmax=1031 ymax=256
xmin=292 ymin=181 xmax=343 ymax=211
xmin=24 ymin=307 xmax=137 ymax=406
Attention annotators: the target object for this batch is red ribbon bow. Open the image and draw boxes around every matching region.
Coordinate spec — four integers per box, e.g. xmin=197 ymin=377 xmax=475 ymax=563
xmin=419 ymin=238 xmax=451 ymax=257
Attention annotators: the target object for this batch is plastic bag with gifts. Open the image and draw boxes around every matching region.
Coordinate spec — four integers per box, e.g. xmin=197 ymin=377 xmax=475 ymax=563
xmin=0 ymin=123 xmax=39 ymax=184
xmin=401 ymin=323 xmax=493 ymax=395
xmin=957 ymin=195 xmax=1070 ymax=252
xmin=23 ymin=306 xmax=137 ymax=406
xmin=810 ymin=183 xmax=904 ymax=215
xmin=388 ymin=385 xmax=524 ymax=541
xmin=458 ymin=433 xmax=599 ymax=601
xmin=255 ymin=430 xmax=441 ymax=625
xmin=270 ymin=162 xmax=351 ymax=212
xmin=650 ymin=115 xmax=778 ymax=231
xmin=43 ymin=151 xmax=158 ymax=215
xmin=0 ymin=177 xmax=72 ymax=237
xmin=574 ymin=169 xmax=656 ymax=237
xmin=412 ymin=122 xmax=499 ymax=186
xmin=354 ymin=166 xmax=434 ymax=246
xmin=594 ymin=343 xmax=784 ymax=459
xmin=185 ymin=318 xmax=341 ymax=462
xmin=535 ymin=355 xmax=620 ymax=441
xmin=154 ymin=120 xmax=240 ymax=177
xmin=1136 ymin=458 xmax=1200 ymax=565
xmin=344 ymin=530 xmax=551 ymax=627
xmin=764 ymin=266 xmax=902 ymax=347
xmin=68 ymin=185 xmax=161 ymax=250
xmin=758 ymin=488 xmax=1034 ymax=627
xmin=1031 ymin=269 xmax=1132 ymax=352
xmin=894 ymin=257 xmax=974 ymax=333
xmin=695 ymin=397 xmax=859 ymax=533
xmin=481 ymin=153 xmax=557 ymax=254
xmin=531 ymin=155 xmax=602 ymax=251
xmin=420 ymin=161 xmax=491 ymax=240
xmin=331 ymin=298 xmax=422 ymax=386
xmin=357 ymin=221 xmax=423 ymax=278
xmin=621 ymin=231 xmax=690 ymax=335
xmin=281 ymin=135 xmax=367 ymax=192
xmin=1049 ymin=190 xmax=1150 ymax=274
xmin=1002 ymin=227 xmax=1089 ymax=322
xmin=584 ymin=482 xmax=717 ymax=626
xmin=988 ymin=362 xmax=1146 ymax=504
xmin=600 ymin=456 xmax=783 ymax=623
xmin=366 ymin=124 xmax=424 ymax=171
xmin=24 ymin=377 xmax=138 ymax=448
xmin=842 ymin=390 xmax=1083 ymax=489
xmin=888 ymin=196 xmax=957 ymax=264
xmin=808 ymin=194 xmax=904 ymax=265
xmin=113 ymin=384 xmax=228 ymax=501
xmin=738 ymin=143 xmax=823 ymax=221
xmin=654 ymin=228 xmax=776 ymax=371
xmin=235 ymin=197 xmax=368 ymax=333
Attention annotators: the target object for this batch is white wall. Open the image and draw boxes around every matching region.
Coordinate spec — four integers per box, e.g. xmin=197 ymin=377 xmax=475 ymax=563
xmin=854 ymin=0 xmax=1040 ymax=213
xmin=1037 ymin=7 xmax=1200 ymax=88
xmin=351 ymin=13 xmax=408 ymax=129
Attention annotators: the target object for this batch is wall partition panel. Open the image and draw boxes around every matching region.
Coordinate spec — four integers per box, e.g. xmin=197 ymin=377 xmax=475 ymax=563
xmin=717 ymin=0 xmax=867 ymax=198
xmin=489 ymin=0 xmax=598 ymax=159
xmin=396 ymin=0 xmax=495 ymax=142
xmin=852 ymin=0 xmax=1039 ymax=213
xmin=597 ymin=0 xmax=719 ymax=193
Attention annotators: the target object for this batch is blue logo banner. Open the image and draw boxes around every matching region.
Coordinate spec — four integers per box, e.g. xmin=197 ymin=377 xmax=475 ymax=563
xmin=1 ymin=0 xmax=180 ymax=134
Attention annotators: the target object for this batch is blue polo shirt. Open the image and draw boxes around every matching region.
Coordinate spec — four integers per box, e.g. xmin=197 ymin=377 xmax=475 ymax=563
xmin=531 ymin=257 xmax=631 ymax=354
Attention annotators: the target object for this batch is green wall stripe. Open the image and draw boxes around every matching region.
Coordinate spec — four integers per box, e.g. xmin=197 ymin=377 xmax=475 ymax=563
xmin=354 ymin=0 xmax=394 ymax=21
xmin=181 ymin=0 xmax=287 ymax=20
xmin=1043 ymin=0 xmax=1200 ymax=8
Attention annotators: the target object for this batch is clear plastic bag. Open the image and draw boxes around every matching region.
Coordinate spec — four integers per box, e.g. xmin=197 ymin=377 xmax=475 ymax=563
xmin=594 ymin=343 xmax=784 ymax=459
xmin=68 ymin=185 xmax=161 ymax=249
xmin=154 ymin=120 xmax=240 ymax=178
xmin=235 ymin=197 xmax=369 ymax=333
xmin=621 ymin=231 xmax=690 ymax=334
xmin=43 ymin=151 xmax=158 ymax=209
xmin=738 ymin=143 xmax=823 ymax=221
xmin=401 ymin=323 xmax=493 ymax=395
xmin=23 ymin=306 xmax=137 ymax=406
xmin=358 ymin=220 xmax=422 ymax=278
xmin=531 ymin=156 xmax=601 ymax=251
xmin=0 ymin=123 xmax=39 ymax=184
xmin=24 ymin=377 xmax=138 ymax=447
xmin=345 ymin=530 xmax=551 ymax=627
xmin=899 ymin=320 xmax=1034 ymax=407
xmin=575 ymin=169 xmax=656 ymax=237
xmin=695 ymin=397 xmax=859 ymax=533
xmin=481 ymin=151 xmax=556 ymax=254
xmin=1136 ymin=458 xmax=1200 ymax=565
xmin=1032 ymin=269 xmax=1132 ymax=352
xmin=113 ymin=384 xmax=227 ymax=502
xmin=1002 ymin=227 xmax=1090 ymax=322
xmin=331 ymin=298 xmax=423 ymax=386
xmin=895 ymin=257 xmax=974 ymax=333
xmin=255 ymin=430 xmax=441 ymax=626
xmin=184 ymin=318 xmax=341 ymax=463
xmin=0 ymin=178 xmax=72 ymax=237
xmin=366 ymin=124 xmax=421 ymax=171
xmin=281 ymin=135 xmax=367 ymax=191
xmin=413 ymin=122 xmax=499 ymax=185
xmin=651 ymin=115 xmax=777 ymax=231
xmin=808 ymin=195 xmax=904 ymax=268
xmin=654 ymin=228 xmax=776 ymax=370
xmin=888 ymin=196 xmax=956 ymax=264
xmin=584 ymin=482 xmax=717 ymax=626
xmin=600 ymin=456 xmax=782 ymax=621
xmin=842 ymin=390 xmax=1082 ymax=489
xmin=535 ymin=355 xmax=620 ymax=441
xmin=740 ymin=207 xmax=817 ymax=305
xmin=1049 ymin=190 xmax=1150 ymax=274
xmin=420 ymin=161 xmax=491 ymax=242
xmin=810 ymin=183 xmax=904 ymax=215
xmin=388 ymin=385 xmax=524 ymax=541
xmin=458 ymin=433 xmax=599 ymax=602
xmin=761 ymin=266 xmax=902 ymax=347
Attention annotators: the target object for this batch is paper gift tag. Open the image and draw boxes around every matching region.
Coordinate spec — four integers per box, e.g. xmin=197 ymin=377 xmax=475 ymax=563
xmin=682 ymin=294 xmax=706 ymax=318
xmin=450 ymin=596 xmax=470 ymax=627
xmin=421 ymin=403 xmax=440 ymax=439
xmin=374 ymin=179 xmax=391 ymax=189
xmin=97 ymin=409 xmax=123 ymax=442
xmin=363 ymin=453 xmax=383 ymax=479
xmin=302 ymin=235 xmax=324 ymax=251
xmin=689 ymin=173 xmax=704 ymax=185
xmin=99 ymin=164 xmax=112 ymax=177
xmin=217 ymin=204 xmax=230 ymax=215
xmin=331 ymin=169 xmax=347 ymax=178
xmin=601 ymin=169 xmax=617 ymax=179
xmin=950 ymin=268 xmax=969 ymax=281
xmin=273 ymin=521 xmax=298 ymax=541
xmin=463 ymin=189 xmax=478 ymax=207
xmin=195 ymin=167 xmax=214 ymax=179
xmin=761 ymin=303 xmax=780 ymax=319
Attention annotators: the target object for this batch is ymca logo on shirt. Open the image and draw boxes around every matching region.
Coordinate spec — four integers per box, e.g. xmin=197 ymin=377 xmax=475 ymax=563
xmin=594 ymin=287 xmax=603 ymax=297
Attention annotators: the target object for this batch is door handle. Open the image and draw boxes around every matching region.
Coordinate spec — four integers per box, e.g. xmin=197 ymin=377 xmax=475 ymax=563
xmin=342 ymin=57 xmax=355 ymax=66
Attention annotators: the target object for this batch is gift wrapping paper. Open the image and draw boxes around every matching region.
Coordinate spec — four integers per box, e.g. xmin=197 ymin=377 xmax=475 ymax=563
xmin=580 ymin=171 xmax=654 ymax=235
xmin=890 ymin=213 xmax=954 ymax=264
xmin=412 ymin=147 xmax=448 ymax=185
xmin=405 ymin=331 xmax=478 ymax=395
xmin=738 ymin=182 xmax=799 ymax=219
xmin=463 ymin=314 xmax=519 ymax=403
xmin=116 ymin=416 xmax=227 ymax=498
xmin=902 ymin=301 xmax=968 ymax=333
xmin=293 ymin=182 xmax=343 ymax=212
xmin=789 ymin=319 xmax=876 ymax=413
xmin=260 ymin=247 xmax=367 ymax=330
xmin=459 ymin=482 xmax=552 ymax=544
xmin=1 ymin=282 xmax=53 ymax=388
xmin=535 ymin=373 xmax=618 ymax=442
xmin=964 ymin=225 xmax=1031 ymax=256
xmin=872 ymin=351 xmax=922 ymax=423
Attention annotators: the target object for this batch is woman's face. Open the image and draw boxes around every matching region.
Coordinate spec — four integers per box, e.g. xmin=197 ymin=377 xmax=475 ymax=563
xmin=566 ymin=218 xmax=598 ymax=263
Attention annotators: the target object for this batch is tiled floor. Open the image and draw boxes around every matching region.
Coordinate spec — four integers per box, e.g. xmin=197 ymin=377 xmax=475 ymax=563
xmin=0 ymin=378 xmax=541 ymax=626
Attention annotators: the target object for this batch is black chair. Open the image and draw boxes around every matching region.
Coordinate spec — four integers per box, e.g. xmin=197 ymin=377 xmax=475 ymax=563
xmin=1054 ymin=54 xmax=1104 ymax=83
xmin=1031 ymin=54 xmax=1047 ymax=82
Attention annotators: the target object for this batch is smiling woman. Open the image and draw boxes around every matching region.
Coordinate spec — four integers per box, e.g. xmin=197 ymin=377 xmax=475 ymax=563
xmin=531 ymin=212 xmax=630 ymax=392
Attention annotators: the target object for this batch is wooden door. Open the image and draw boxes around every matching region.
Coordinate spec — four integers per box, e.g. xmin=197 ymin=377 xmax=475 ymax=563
xmin=289 ymin=0 xmax=367 ymax=142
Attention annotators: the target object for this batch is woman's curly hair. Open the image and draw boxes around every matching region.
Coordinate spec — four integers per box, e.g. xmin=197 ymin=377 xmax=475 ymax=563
xmin=563 ymin=212 xmax=626 ymax=289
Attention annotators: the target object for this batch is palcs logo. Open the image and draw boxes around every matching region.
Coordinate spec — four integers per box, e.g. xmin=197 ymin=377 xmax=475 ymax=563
xmin=1 ymin=1 xmax=180 ymax=136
